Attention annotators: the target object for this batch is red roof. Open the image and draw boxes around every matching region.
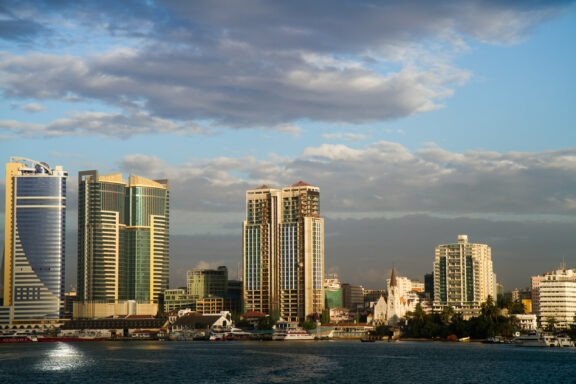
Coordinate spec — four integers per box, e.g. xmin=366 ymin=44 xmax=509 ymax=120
xmin=291 ymin=180 xmax=312 ymax=187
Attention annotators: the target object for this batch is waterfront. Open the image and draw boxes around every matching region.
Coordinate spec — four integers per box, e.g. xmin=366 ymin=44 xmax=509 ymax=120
xmin=1 ymin=341 xmax=575 ymax=383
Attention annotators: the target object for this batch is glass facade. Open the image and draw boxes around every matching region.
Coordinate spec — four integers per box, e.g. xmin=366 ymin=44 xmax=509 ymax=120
xmin=78 ymin=172 xmax=169 ymax=305
xmin=4 ymin=159 xmax=67 ymax=322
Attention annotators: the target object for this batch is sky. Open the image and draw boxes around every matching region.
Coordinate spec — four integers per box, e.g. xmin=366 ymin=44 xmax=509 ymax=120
xmin=1 ymin=0 xmax=576 ymax=291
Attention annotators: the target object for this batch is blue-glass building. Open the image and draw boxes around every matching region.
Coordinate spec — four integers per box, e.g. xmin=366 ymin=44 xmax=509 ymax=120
xmin=2 ymin=157 xmax=67 ymax=325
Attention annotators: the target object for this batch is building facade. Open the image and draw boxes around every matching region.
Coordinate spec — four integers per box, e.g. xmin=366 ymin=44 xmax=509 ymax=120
xmin=535 ymin=268 xmax=576 ymax=329
xmin=187 ymin=266 xmax=228 ymax=299
xmin=324 ymin=273 xmax=343 ymax=309
xmin=433 ymin=235 xmax=497 ymax=313
xmin=342 ymin=284 xmax=364 ymax=312
xmin=2 ymin=157 xmax=67 ymax=326
xmin=243 ymin=181 xmax=324 ymax=322
xmin=77 ymin=171 xmax=169 ymax=313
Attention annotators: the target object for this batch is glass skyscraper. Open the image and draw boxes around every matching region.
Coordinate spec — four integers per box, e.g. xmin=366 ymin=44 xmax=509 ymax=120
xmin=77 ymin=171 xmax=169 ymax=306
xmin=2 ymin=157 xmax=67 ymax=325
xmin=243 ymin=181 xmax=324 ymax=322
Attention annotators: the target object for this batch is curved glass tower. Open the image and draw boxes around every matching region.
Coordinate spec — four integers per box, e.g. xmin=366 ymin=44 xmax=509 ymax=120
xmin=3 ymin=157 xmax=67 ymax=324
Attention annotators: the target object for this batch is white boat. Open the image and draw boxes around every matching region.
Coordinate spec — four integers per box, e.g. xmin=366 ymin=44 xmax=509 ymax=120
xmin=272 ymin=326 xmax=314 ymax=341
xmin=556 ymin=335 xmax=575 ymax=348
xmin=513 ymin=332 xmax=556 ymax=347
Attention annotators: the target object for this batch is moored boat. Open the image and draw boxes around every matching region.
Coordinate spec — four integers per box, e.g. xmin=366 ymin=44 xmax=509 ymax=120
xmin=0 ymin=334 xmax=38 ymax=343
xmin=272 ymin=326 xmax=314 ymax=341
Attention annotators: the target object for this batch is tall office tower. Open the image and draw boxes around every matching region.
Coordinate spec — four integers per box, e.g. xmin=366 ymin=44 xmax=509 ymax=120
xmin=433 ymin=235 xmax=496 ymax=313
xmin=243 ymin=181 xmax=324 ymax=322
xmin=2 ymin=157 xmax=67 ymax=324
xmin=78 ymin=171 xmax=169 ymax=306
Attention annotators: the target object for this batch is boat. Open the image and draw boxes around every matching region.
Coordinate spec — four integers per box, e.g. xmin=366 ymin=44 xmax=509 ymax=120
xmin=272 ymin=326 xmax=314 ymax=341
xmin=36 ymin=336 xmax=107 ymax=342
xmin=483 ymin=336 xmax=505 ymax=344
xmin=555 ymin=335 xmax=575 ymax=348
xmin=512 ymin=332 xmax=548 ymax=347
xmin=0 ymin=334 xmax=38 ymax=343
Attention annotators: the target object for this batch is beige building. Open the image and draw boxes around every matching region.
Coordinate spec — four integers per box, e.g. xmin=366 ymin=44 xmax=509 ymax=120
xmin=77 ymin=171 xmax=169 ymax=318
xmin=433 ymin=235 xmax=496 ymax=313
xmin=243 ymin=181 xmax=324 ymax=322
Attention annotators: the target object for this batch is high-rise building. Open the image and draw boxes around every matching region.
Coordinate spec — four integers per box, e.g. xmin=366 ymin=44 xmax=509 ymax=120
xmin=533 ymin=268 xmax=576 ymax=329
xmin=2 ymin=157 xmax=67 ymax=325
xmin=243 ymin=181 xmax=324 ymax=322
xmin=77 ymin=171 xmax=169 ymax=310
xmin=433 ymin=234 xmax=496 ymax=313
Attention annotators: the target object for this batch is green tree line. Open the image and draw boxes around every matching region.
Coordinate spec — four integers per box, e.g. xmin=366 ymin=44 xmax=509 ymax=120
xmin=404 ymin=296 xmax=520 ymax=339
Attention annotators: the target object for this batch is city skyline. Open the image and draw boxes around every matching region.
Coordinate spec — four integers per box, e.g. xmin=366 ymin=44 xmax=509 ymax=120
xmin=1 ymin=1 xmax=576 ymax=290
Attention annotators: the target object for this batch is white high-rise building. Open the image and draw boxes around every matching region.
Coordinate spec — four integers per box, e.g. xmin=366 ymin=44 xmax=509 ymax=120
xmin=534 ymin=268 xmax=576 ymax=329
xmin=243 ymin=181 xmax=324 ymax=322
xmin=433 ymin=235 xmax=497 ymax=313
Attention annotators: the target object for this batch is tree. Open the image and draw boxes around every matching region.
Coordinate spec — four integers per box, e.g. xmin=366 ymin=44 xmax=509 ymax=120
xmin=321 ymin=308 xmax=331 ymax=325
xmin=508 ymin=300 xmax=525 ymax=314
xmin=440 ymin=306 xmax=454 ymax=325
xmin=301 ymin=320 xmax=317 ymax=331
xmin=256 ymin=316 xmax=275 ymax=330
xmin=481 ymin=296 xmax=500 ymax=320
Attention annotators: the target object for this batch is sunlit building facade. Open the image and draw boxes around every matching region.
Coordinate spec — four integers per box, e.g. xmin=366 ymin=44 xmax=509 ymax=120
xmin=77 ymin=171 xmax=169 ymax=313
xmin=243 ymin=181 xmax=324 ymax=322
xmin=433 ymin=234 xmax=496 ymax=314
xmin=2 ymin=157 xmax=68 ymax=325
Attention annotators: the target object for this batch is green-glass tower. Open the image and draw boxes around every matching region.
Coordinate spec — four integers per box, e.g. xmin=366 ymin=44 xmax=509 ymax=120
xmin=78 ymin=172 xmax=169 ymax=305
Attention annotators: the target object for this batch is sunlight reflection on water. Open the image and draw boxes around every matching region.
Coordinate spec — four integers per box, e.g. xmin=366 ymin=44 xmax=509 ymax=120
xmin=35 ymin=343 xmax=88 ymax=372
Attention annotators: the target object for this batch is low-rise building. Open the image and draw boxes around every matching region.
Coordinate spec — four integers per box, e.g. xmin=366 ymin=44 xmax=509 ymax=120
xmin=514 ymin=314 xmax=538 ymax=331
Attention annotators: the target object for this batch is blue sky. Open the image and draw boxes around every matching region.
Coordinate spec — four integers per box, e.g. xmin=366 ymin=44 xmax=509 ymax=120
xmin=1 ymin=1 xmax=576 ymax=289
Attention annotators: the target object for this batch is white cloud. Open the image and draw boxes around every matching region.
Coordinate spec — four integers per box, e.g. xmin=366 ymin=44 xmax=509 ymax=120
xmin=0 ymin=109 xmax=210 ymax=138
xmin=15 ymin=103 xmax=47 ymax=113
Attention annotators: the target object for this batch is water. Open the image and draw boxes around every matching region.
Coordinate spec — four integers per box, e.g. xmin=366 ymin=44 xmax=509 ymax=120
xmin=1 ymin=341 xmax=575 ymax=383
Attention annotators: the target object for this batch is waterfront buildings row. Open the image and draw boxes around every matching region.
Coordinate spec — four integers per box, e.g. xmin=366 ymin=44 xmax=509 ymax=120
xmin=163 ymin=266 xmax=242 ymax=314
xmin=0 ymin=157 xmax=170 ymax=327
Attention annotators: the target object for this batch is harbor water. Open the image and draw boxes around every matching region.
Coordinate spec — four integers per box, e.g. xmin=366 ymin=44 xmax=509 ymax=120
xmin=1 ymin=340 xmax=575 ymax=383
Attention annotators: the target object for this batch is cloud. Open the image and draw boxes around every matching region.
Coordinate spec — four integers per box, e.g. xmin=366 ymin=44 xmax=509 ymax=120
xmin=1 ymin=1 xmax=572 ymax=135
xmin=111 ymin=144 xmax=576 ymax=229
xmin=0 ymin=109 xmax=210 ymax=138
xmin=14 ymin=103 xmax=47 ymax=113
xmin=322 ymin=133 xmax=367 ymax=142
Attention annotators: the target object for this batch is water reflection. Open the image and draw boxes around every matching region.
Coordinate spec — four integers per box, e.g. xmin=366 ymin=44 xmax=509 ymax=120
xmin=36 ymin=343 xmax=87 ymax=372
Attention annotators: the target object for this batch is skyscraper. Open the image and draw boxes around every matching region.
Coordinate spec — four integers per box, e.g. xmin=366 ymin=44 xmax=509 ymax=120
xmin=77 ymin=171 xmax=169 ymax=310
xmin=2 ymin=157 xmax=67 ymax=325
xmin=243 ymin=181 xmax=324 ymax=322
xmin=433 ymin=234 xmax=496 ymax=313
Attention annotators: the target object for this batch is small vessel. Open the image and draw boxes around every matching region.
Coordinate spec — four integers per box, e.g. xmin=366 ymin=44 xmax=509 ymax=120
xmin=483 ymin=336 xmax=505 ymax=344
xmin=555 ymin=335 xmax=575 ymax=348
xmin=272 ymin=326 xmax=314 ymax=341
xmin=513 ymin=332 xmax=548 ymax=347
